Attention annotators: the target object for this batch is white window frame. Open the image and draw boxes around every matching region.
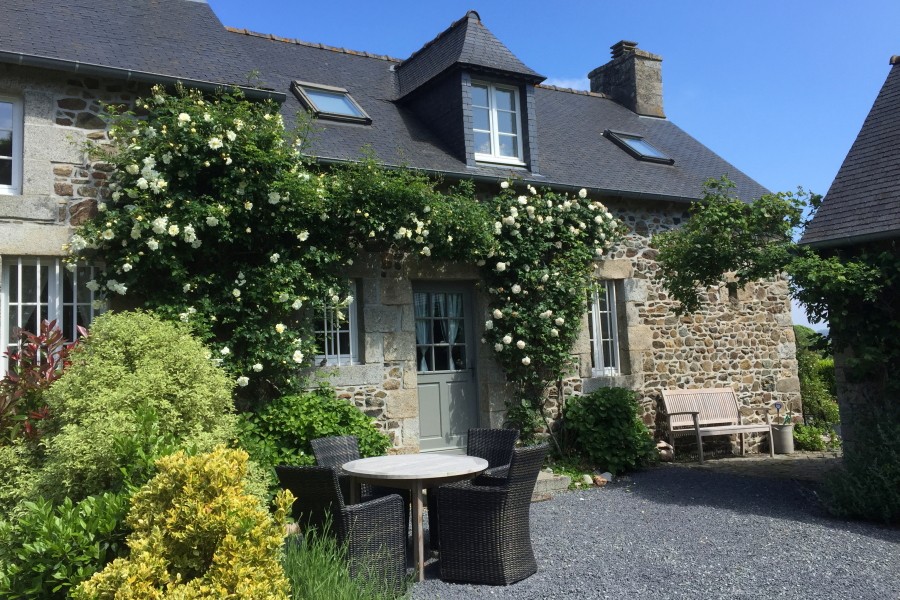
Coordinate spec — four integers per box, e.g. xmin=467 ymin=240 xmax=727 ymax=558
xmin=0 ymin=96 xmax=24 ymax=196
xmin=1 ymin=257 xmax=103 ymax=376
xmin=471 ymin=81 xmax=525 ymax=166
xmin=313 ymin=281 xmax=359 ymax=367
xmin=588 ymin=281 xmax=621 ymax=377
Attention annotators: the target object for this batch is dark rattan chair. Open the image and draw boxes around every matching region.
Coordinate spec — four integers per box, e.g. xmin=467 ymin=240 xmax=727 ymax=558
xmin=427 ymin=428 xmax=519 ymax=550
xmin=311 ymin=435 xmax=411 ymax=536
xmin=275 ymin=465 xmax=407 ymax=595
xmin=436 ymin=443 xmax=549 ymax=585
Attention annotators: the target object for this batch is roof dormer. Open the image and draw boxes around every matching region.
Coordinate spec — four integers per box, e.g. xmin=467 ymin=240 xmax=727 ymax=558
xmin=396 ymin=11 xmax=544 ymax=171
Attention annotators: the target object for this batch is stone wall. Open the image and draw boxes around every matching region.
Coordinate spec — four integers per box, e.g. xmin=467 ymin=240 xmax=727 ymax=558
xmin=0 ymin=64 xmax=141 ymax=257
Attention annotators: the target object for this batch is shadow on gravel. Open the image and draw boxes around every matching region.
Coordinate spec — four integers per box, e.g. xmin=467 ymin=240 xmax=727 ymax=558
xmin=624 ymin=466 xmax=900 ymax=543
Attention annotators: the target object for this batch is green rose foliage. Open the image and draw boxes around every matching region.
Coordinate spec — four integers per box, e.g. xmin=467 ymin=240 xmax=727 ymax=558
xmin=69 ymin=87 xmax=496 ymax=404
xmin=73 ymin=447 xmax=293 ymax=599
xmin=38 ymin=310 xmax=236 ymax=502
xmin=479 ymin=184 xmax=623 ymax=426
xmin=653 ymin=177 xmax=805 ymax=314
xmin=237 ymin=388 xmax=391 ymax=494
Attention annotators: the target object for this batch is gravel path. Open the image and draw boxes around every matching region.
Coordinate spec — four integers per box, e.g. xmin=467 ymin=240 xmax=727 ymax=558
xmin=412 ymin=465 xmax=900 ymax=600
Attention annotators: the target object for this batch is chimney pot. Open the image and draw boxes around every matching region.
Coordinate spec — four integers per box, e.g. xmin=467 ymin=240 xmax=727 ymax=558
xmin=610 ymin=40 xmax=638 ymax=59
xmin=891 ymin=55 xmax=900 ymax=66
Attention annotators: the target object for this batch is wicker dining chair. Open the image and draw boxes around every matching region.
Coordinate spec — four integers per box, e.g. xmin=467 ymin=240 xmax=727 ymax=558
xmin=275 ymin=465 xmax=407 ymax=595
xmin=427 ymin=428 xmax=519 ymax=550
xmin=311 ymin=435 xmax=411 ymax=535
xmin=436 ymin=443 xmax=549 ymax=585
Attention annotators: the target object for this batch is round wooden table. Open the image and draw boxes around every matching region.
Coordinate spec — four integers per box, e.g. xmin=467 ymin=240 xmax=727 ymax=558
xmin=342 ymin=454 xmax=488 ymax=582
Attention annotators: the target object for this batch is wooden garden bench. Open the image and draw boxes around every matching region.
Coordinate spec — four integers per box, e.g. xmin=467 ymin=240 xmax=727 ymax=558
xmin=661 ymin=387 xmax=774 ymax=463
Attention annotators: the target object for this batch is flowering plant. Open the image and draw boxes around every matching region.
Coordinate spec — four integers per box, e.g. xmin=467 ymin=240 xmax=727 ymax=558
xmin=480 ymin=183 xmax=623 ymax=437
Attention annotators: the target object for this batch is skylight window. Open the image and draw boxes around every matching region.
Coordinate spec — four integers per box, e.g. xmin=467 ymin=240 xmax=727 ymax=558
xmin=604 ymin=130 xmax=674 ymax=165
xmin=291 ymin=81 xmax=371 ymax=124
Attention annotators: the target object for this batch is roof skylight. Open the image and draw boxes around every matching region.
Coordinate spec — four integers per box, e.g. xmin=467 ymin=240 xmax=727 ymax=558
xmin=604 ymin=130 xmax=673 ymax=164
xmin=291 ymin=81 xmax=371 ymax=124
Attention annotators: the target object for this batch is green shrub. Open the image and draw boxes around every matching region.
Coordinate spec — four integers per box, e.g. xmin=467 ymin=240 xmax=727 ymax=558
xmin=0 ymin=439 xmax=38 ymax=516
xmin=824 ymin=416 xmax=900 ymax=524
xmin=73 ymin=446 xmax=292 ymax=600
xmin=283 ymin=526 xmax=404 ymax=600
xmin=795 ymin=325 xmax=840 ymax=427
xmin=564 ymin=387 xmax=657 ymax=475
xmin=237 ymin=387 xmax=391 ymax=486
xmin=0 ymin=492 xmax=129 ymax=599
xmin=793 ymin=423 xmax=827 ymax=451
xmin=37 ymin=310 xmax=236 ymax=502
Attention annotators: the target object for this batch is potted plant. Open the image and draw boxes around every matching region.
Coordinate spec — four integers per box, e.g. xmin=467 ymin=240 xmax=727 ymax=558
xmin=770 ymin=402 xmax=794 ymax=454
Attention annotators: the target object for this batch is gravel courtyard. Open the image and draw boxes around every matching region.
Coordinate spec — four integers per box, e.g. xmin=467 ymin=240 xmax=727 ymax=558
xmin=412 ymin=466 xmax=900 ymax=600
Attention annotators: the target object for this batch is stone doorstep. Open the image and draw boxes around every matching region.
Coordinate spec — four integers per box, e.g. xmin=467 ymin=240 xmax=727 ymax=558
xmin=533 ymin=470 xmax=571 ymax=502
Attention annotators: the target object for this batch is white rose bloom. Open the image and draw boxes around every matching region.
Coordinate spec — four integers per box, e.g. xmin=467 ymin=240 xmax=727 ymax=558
xmin=517 ymin=195 xmax=528 ymax=205
xmin=136 ymin=177 xmax=149 ymax=190
xmin=97 ymin=202 xmax=107 ymax=212
xmin=539 ymin=310 xmax=552 ymax=319
xmin=292 ymin=299 xmax=303 ymax=310
xmin=500 ymin=181 xmax=510 ymax=189
xmin=130 ymin=225 xmax=141 ymax=240
xmin=244 ymin=201 xmax=253 ymax=210
xmin=206 ymin=216 xmax=219 ymax=226
xmin=168 ymin=224 xmax=180 ymax=236
xmin=551 ymin=328 xmax=559 ymax=337
xmin=268 ymin=191 xmax=281 ymax=204
xmin=541 ymin=273 xmax=550 ymax=282
xmin=492 ymin=309 xmax=503 ymax=319
xmin=485 ymin=320 xmax=493 ymax=330
xmin=270 ymin=253 xmax=280 ymax=263
xmin=511 ymin=284 xmax=522 ymax=294
xmin=521 ymin=356 xmax=531 ymax=366
xmin=85 ymin=280 xmax=100 ymax=292
xmin=125 ymin=164 xmax=140 ymax=175
xmin=252 ymin=363 xmax=263 ymax=372
xmin=220 ymin=346 xmax=230 ymax=355
xmin=208 ymin=137 xmax=223 ymax=150
xmin=183 ymin=283 xmax=191 ymax=292
xmin=578 ymin=188 xmax=588 ymax=199
xmin=226 ymin=130 xmax=237 ymax=141
xmin=232 ymin=288 xmax=241 ymax=298
xmin=147 ymin=238 xmax=159 ymax=250
xmin=236 ymin=376 xmax=249 ymax=387
xmin=122 ymin=263 xmax=132 ymax=272
xmin=494 ymin=343 xmax=504 ymax=352
xmin=502 ymin=335 xmax=513 ymax=345
xmin=275 ymin=323 xmax=286 ymax=334
xmin=292 ymin=350 xmax=304 ymax=363
xmin=495 ymin=262 xmax=506 ymax=272
xmin=177 ymin=112 xmax=191 ymax=124
xmin=297 ymin=230 xmax=310 ymax=241
xmin=151 ymin=216 xmax=168 ymax=234
xmin=555 ymin=317 xmax=565 ymax=326
xmin=101 ymin=229 xmax=114 ymax=240
xmin=516 ymin=340 xmax=526 ymax=349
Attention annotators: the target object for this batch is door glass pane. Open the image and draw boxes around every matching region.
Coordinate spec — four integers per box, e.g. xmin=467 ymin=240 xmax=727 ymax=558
xmin=0 ymin=159 xmax=11 ymax=186
xmin=474 ymin=131 xmax=491 ymax=155
xmin=473 ymin=107 xmax=490 ymax=131
xmin=63 ymin=269 xmax=74 ymax=303
xmin=21 ymin=304 xmax=38 ymax=335
xmin=452 ymin=346 xmax=466 ymax=370
xmin=62 ymin=304 xmax=73 ymax=343
xmin=21 ymin=266 xmax=37 ymax=303
xmin=498 ymin=134 xmax=517 ymax=157
xmin=0 ymin=103 xmax=11 ymax=129
xmin=496 ymin=111 xmax=517 ymax=135
xmin=7 ymin=312 xmax=17 ymax=343
xmin=0 ymin=131 xmax=12 ymax=157
xmin=493 ymin=88 xmax=515 ymax=111
xmin=471 ymin=84 xmax=489 ymax=107
xmin=39 ymin=266 xmax=49 ymax=303
xmin=434 ymin=346 xmax=450 ymax=371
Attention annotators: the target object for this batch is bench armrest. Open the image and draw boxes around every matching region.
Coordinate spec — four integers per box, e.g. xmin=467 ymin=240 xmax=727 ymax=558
xmin=667 ymin=411 xmax=700 ymax=417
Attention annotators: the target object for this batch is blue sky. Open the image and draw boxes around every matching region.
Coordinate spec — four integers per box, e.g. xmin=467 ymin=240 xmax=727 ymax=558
xmin=209 ymin=0 xmax=900 ymax=328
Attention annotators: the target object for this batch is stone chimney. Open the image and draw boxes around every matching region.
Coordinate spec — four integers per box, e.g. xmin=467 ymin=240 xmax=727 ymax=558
xmin=588 ymin=40 xmax=665 ymax=118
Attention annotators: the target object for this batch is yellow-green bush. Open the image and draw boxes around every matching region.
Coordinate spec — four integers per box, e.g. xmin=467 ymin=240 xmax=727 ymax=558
xmin=74 ymin=446 xmax=292 ymax=599
xmin=38 ymin=310 xmax=237 ymax=502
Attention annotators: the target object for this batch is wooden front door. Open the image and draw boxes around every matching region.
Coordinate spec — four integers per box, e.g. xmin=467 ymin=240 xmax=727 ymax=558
xmin=413 ymin=284 xmax=478 ymax=452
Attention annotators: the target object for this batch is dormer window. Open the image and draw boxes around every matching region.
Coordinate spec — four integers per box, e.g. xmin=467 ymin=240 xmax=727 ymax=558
xmin=291 ymin=81 xmax=371 ymax=124
xmin=471 ymin=82 xmax=524 ymax=165
xmin=604 ymin=130 xmax=674 ymax=164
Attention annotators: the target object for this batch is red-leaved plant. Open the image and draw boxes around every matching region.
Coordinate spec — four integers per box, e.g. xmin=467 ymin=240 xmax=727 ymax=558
xmin=0 ymin=319 xmax=85 ymax=440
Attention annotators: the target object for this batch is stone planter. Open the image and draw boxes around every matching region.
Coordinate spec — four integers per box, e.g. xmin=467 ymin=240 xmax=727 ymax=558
xmin=771 ymin=424 xmax=795 ymax=454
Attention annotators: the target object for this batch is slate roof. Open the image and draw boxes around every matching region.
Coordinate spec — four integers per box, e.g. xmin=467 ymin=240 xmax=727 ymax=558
xmin=802 ymin=59 xmax=900 ymax=247
xmin=227 ymin=27 xmax=768 ymax=203
xmin=0 ymin=2 xmax=769 ymax=204
xmin=396 ymin=10 xmax=544 ymax=98
xmin=0 ymin=0 xmax=270 ymax=95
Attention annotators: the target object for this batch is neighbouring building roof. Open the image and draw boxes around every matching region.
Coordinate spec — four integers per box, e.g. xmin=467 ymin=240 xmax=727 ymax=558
xmin=0 ymin=1 xmax=770 ymax=203
xmin=803 ymin=58 xmax=900 ymax=247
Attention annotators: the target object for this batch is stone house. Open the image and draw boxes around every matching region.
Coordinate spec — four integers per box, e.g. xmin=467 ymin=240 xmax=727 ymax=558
xmin=801 ymin=55 xmax=900 ymax=457
xmin=0 ymin=1 xmax=799 ymax=453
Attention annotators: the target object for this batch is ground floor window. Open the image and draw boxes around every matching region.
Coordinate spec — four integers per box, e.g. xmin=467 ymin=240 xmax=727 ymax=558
xmin=1 ymin=257 xmax=103 ymax=375
xmin=588 ymin=281 xmax=621 ymax=376
xmin=313 ymin=281 xmax=359 ymax=366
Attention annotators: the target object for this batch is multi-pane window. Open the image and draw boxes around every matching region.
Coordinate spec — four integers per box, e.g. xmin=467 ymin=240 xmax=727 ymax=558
xmin=1 ymin=257 xmax=103 ymax=375
xmin=414 ymin=291 xmax=467 ymax=372
xmin=588 ymin=282 xmax=621 ymax=376
xmin=0 ymin=97 xmax=23 ymax=195
xmin=471 ymin=82 xmax=523 ymax=164
xmin=313 ymin=282 xmax=359 ymax=366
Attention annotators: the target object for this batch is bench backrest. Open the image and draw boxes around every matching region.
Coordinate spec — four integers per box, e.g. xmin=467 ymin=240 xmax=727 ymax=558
xmin=661 ymin=388 xmax=742 ymax=430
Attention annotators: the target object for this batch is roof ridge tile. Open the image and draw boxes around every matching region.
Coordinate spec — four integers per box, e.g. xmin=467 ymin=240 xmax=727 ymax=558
xmin=224 ymin=25 xmax=401 ymax=62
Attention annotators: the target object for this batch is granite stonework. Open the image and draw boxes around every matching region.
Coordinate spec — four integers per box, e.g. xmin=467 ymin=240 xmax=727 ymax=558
xmin=0 ymin=64 xmax=142 ymax=258
xmin=310 ymin=198 xmax=800 ymax=455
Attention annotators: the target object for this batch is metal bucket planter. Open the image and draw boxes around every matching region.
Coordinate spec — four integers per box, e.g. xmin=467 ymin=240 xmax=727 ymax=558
xmin=771 ymin=424 xmax=795 ymax=454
